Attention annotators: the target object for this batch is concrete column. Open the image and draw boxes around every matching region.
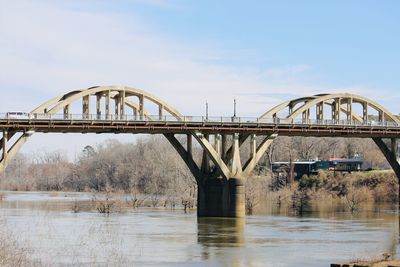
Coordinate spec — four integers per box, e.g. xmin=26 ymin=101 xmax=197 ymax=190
xmin=320 ymin=102 xmax=324 ymax=120
xmin=197 ymin=181 xmax=207 ymax=217
xmin=115 ymin=95 xmax=120 ymax=118
xmin=228 ymin=177 xmax=245 ymax=217
xmin=82 ymin=95 xmax=90 ymax=119
xmin=379 ymin=111 xmax=384 ymax=122
xmin=201 ymin=134 xmax=211 ymax=173
xmin=198 ymin=177 xmax=245 ymax=217
xmin=63 ymin=105 xmax=70 ymax=119
xmin=105 ymin=91 xmax=110 ymax=119
xmin=302 ymin=109 xmax=310 ymax=121
xmin=215 ymin=134 xmax=221 ymax=155
xmin=139 ymin=95 xmax=144 ymax=120
xmin=231 ymin=134 xmax=242 ymax=175
xmin=120 ymin=90 xmax=125 ymax=118
xmin=197 ymin=177 xmax=245 ymax=217
xmin=331 ymin=102 xmax=335 ymax=121
xmin=96 ymin=94 xmax=101 ymax=119
xmin=221 ymin=134 xmax=228 ymax=161
xmin=347 ymin=98 xmax=352 ymax=121
xmin=316 ymin=102 xmax=324 ymax=121
xmin=159 ymin=105 xmax=163 ymax=120
xmin=2 ymin=131 xmax=7 ymax=160
xmin=336 ymin=98 xmax=341 ymax=121
xmin=250 ymin=134 xmax=256 ymax=158
xmin=363 ymin=102 xmax=368 ymax=122
xmin=332 ymin=98 xmax=341 ymax=121
xmin=132 ymin=108 xmax=137 ymax=120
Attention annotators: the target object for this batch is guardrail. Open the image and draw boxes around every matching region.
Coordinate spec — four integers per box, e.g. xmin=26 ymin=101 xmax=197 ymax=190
xmin=0 ymin=113 xmax=399 ymax=128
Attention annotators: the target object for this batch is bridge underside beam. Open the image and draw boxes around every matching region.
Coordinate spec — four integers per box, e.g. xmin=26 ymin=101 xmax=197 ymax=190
xmin=373 ymin=138 xmax=400 ymax=178
xmin=163 ymin=133 xmax=201 ymax=183
xmin=0 ymin=131 xmax=32 ymax=175
xmin=373 ymin=137 xmax=400 ymax=208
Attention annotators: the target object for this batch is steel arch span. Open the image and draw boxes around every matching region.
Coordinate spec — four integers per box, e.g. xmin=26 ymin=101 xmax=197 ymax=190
xmin=1 ymin=86 xmax=400 ymax=217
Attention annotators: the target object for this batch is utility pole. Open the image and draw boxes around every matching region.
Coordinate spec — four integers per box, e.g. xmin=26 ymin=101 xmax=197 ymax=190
xmin=233 ymin=98 xmax=237 ymax=117
xmin=205 ymin=101 xmax=209 ymax=120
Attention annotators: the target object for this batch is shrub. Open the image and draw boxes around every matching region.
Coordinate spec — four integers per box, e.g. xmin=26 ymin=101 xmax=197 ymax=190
xmin=299 ymin=174 xmax=323 ymax=190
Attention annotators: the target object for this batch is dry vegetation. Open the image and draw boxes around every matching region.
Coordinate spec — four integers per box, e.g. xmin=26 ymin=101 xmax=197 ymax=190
xmin=0 ymin=135 xmax=398 ymax=215
xmin=0 ymin=136 xmax=198 ymax=212
xmin=265 ymin=171 xmax=397 ymax=215
xmin=245 ymin=136 xmax=398 ymax=214
xmin=333 ymin=253 xmax=400 ymax=267
xmin=0 ymin=225 xmax=40 ymax=267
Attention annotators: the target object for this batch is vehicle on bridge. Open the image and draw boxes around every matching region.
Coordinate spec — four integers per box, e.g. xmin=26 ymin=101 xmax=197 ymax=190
xmin=5 ymin=112 xmax=29 ymax=119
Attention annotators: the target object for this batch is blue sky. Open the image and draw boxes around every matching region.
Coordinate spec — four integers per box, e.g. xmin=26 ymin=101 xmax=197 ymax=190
xmin=82 ymin=0 xmax=400 ymax=89
xmin=1 ymin=0 xmax=399 ymax=156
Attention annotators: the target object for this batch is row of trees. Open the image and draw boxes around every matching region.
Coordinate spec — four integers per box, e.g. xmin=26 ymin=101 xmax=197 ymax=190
xmin=1 ymin=137 xmax=196 ymax=198
xmin=0 ymin=135 xmax=396 ymax=213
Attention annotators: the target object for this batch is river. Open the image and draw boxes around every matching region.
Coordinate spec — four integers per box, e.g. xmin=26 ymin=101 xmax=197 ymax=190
xmin=0 ymin=191 xmax=399 ymax=266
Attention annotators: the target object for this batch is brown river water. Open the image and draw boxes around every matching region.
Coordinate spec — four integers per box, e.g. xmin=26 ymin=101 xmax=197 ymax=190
xmin=0 ymin=191 xmax=399 ymax=266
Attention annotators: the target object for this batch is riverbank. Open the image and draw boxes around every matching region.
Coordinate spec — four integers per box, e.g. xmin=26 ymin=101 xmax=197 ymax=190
xmin=332 ymin=258 xmax=400 ymax=267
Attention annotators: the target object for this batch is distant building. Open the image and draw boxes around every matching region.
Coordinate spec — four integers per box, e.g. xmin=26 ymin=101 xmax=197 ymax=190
xmin=272 ymin=157 xmax=363 ymax=179
xmin=272 ymin=161 xmax=317 ymax=179
xmin=328 ymin=157 xmax=363 ymax=172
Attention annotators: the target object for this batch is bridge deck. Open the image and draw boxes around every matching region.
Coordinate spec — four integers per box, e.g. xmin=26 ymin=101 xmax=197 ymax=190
xmin=1 ymin=115 xmax=400 ymax=138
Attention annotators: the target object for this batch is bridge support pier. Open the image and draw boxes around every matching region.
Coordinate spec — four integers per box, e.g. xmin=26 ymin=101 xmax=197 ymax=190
xmin=197 ymin=177 xmax=245 ymax=217
xmin=165 ymin=132 xmax=276 ymax=218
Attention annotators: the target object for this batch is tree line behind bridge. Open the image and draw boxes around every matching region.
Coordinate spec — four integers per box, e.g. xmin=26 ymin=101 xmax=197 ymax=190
xmin=0 ymin=135 xmax=397 ymax=214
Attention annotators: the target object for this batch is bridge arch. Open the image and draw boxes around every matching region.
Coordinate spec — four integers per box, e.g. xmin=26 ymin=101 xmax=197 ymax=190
xmin=0 ymin=86 xmax=184 ymax=177
xmin=260 ymin=93 xmax=400 ymax=123
xmin=31 ymin=85 xmax=184 ymax=120
xmin=259 ymin=93 xmax=400 ymax=190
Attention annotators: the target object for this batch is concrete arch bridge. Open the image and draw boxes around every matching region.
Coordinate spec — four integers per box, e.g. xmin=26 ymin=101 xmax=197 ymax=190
xmin=1 ymin=86 xmax=400 ymax=217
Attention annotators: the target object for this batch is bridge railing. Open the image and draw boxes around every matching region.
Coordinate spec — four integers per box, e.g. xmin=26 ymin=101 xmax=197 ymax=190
xmin=0 ymin=113 xmax=399 ymax=128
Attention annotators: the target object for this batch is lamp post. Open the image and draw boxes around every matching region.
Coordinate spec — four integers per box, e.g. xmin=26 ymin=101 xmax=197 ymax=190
xmin=205 ymin=101 xmax=209 ymax=120
xmin=233 ymin=98 xmax=237 ymax=117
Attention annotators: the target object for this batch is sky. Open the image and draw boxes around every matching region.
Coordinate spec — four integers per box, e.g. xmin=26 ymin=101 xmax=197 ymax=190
xmin=1 ymin=0 xmax=400 ymax=157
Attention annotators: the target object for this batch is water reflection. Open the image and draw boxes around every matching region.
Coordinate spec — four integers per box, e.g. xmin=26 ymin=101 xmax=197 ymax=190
xmin=197 ymin=217 xmax=245 ymax=266
xmin=197 ymin=217 xmax=244 ymax=248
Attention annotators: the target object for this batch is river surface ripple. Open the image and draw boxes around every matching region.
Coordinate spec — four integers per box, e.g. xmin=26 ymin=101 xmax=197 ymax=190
xmin=0 ymin=191 xmax=399 ymax=267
